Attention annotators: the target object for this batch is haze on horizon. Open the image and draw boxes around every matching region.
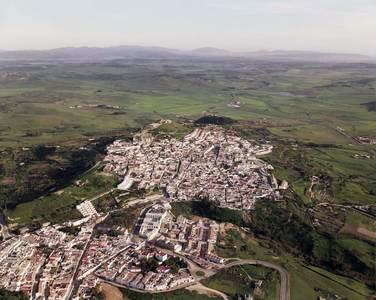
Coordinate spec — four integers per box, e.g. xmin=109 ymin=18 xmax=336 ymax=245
xmin=1 ymin=0 xmax=376 ymax=56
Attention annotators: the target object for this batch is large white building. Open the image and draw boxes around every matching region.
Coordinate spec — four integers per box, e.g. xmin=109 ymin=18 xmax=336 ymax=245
xmin=76 ymin=201 xmax=98 ymax=217
xmin=139 ymin=203 xmax=171 ymax=240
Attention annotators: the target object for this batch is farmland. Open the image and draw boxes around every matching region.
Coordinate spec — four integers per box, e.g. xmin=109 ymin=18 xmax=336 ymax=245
xmin=0 ymin=60 xmax=375 ymax=148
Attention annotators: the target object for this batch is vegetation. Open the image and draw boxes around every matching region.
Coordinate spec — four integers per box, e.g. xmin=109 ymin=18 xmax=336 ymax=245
xmin=6 ymin=168 xmax=118 ymax=225
xmin=140 ymin=256 xmax=187 ymax=274
xmin=171 ymin=200 xmax=244 ymax=226
xmin=0 ymin=289 xmax=28 ymax=300
xmin=194 ymin=115 xmax=235 ymax=125
xmin=151 ymin=122 xmax=193 ymax=140
xmin=122 ymin=288 xmax=221 ymax=300
xmin=250 ymin=202 xmax=373 ymax=285
xmin=97 ymin=203 xmax=146 ymax=231
xmin=202 ymin=265 xmax=279 ymax=299
xmin=217 ymin=229 xmax=372 ymax=300
xmin=175 ymin=199 xmax=374 ymax=299
xmin=58 ymin=225 xmax=81 ymax=236
xmin=164 ymin=256 xmax=188 ymax=273
xmin=196 ymin=270 xmax=205 ymax=277
xmin=140 ymin=257 xmax=160 ymax=273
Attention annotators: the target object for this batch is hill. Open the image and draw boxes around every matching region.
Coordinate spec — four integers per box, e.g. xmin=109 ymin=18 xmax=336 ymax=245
xmin=0 ymin=45 xmax=372 ymax=63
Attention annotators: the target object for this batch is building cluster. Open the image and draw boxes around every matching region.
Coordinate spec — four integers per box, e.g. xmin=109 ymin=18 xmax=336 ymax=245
xmin=74 ymin=234 xmax=132 ymax=299
xmin=139 ymin=202 xmax=171 ymax=240
xmin=358 ymin=136 xmax=376 ymax=145
xmin=138 ymin=201 xmax=224 ymax=268
xmin=76 ymin=200 xmax=99 ymax=217
xmin=95 ymin=245 xmax=194 ymax=292
xmin=104 ymin=126 xmax=280 ymax=210
xmin=0 ymin=211 xmax=198 ymax=299
xmin=0 ymin=223 xmax=94 ymax=300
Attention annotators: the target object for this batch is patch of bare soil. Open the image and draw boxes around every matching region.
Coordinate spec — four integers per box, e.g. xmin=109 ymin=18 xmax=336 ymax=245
xmin=186 ymin=284 xmax=227 ymax=299
xmin=29 ymin=162 xmax=50 ymax=170
xmin=357 ymin=227 xmax=376 ymax=239
xmin=100 ymin=171 xmax=114 ymax=177
xmin=100 ymin=283 xmax=124 ymax=300
xmin=339 ymin=224 xmax=376 ymax=242
xmin=0 ymin=177 xmax=16 ymax=185
xmin=219 ymin=222 xmax=234 ymax=236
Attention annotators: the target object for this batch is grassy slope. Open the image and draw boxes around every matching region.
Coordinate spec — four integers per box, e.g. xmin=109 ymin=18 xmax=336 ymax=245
xmin=217 ymin=229 xmax=371 ymax=300
xmin=7 ymin=168 xmax=118 ymax=224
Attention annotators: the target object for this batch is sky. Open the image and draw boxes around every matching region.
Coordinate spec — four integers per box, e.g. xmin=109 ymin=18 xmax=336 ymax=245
xmin=1 ymin=0 xmax=376 ymax=55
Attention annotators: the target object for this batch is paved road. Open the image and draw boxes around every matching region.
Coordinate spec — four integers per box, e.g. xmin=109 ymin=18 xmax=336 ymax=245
xmin=224 ymin=259 xmax=289 ymax=300
xmin=152 ymin=246 xmax=216 ymax=279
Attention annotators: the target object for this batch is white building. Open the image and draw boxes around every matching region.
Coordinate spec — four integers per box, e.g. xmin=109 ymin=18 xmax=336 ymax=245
xmin=139 ymin=203 xmax=170 ymax=240
xmin=76 ymin=201 xmax=98 ymax=217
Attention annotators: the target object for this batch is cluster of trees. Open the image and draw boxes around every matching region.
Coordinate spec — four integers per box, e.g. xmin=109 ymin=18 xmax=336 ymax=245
xmin=194 ymin=115 xmax=235 ymax=125
xmin=140 ymin=257 xmax=159 ymax=273
xmin=0 ymin=145 xmax=98 ymax=210
xmin=58 ymin=226 xmax=81 ymax=236
xmin=140 ymin=256 xmax=188 ymax=274
xmin=0 ymin=289 xmax=28 ymax=300
xmin=194 ymin=200 xmax=244 ymax=225
xmin=164 ymin=256 xmax=188 ymax=273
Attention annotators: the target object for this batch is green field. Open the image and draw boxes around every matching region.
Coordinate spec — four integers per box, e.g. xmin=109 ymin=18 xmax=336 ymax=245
xmin=1 ymin=61 xmax=375 ymax=147
xmin=202 ymin=265 xmax=279 ymax=299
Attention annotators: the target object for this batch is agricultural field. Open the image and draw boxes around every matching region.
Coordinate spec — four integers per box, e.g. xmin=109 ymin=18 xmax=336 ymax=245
xmin=0 ymin=60 xmax=375 ymax=148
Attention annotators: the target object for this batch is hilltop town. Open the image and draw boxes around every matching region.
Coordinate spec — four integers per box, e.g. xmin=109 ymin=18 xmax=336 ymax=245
xmin=104 ymin=125 xmax=286 ymax=210
xmin=0 ymin=123 xmax=290 ymax=299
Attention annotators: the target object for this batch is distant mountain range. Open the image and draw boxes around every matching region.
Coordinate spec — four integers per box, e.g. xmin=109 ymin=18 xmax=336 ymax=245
xmin=0 ymin=45 xmax=373 ymax=63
